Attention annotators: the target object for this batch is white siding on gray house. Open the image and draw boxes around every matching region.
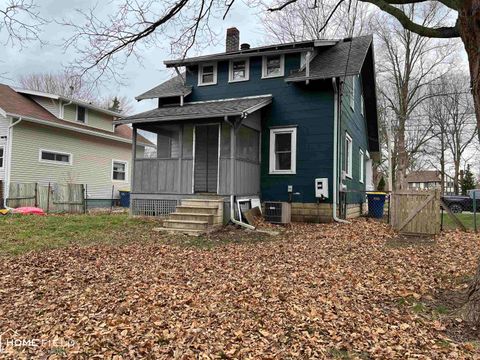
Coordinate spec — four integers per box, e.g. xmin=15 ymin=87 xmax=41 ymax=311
xmin=0 ymin=113 xmax=9 ymax=181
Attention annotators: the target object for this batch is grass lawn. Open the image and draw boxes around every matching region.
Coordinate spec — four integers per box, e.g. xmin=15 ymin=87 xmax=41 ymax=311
xmin=442 ymin=212 xmax=480 ymax=231
xmin=1 ymin=214 xmax=480 ymax=358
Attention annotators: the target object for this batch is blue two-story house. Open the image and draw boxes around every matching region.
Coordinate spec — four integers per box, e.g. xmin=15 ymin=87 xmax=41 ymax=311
xmin=116 ymin=28 xmax=379 ymax=233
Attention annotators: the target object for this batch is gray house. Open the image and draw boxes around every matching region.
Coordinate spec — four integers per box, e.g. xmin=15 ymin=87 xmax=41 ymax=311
xmin=116 ymin=28 xmax=379 ymax=234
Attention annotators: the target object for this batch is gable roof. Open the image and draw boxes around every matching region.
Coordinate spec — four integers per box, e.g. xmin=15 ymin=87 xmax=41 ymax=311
xmin=0 ymin=84 xmax=152 ymax=146
xmin=135 ymin=74 xmax=192 ymax=101
xmin=406 ymin=170 xmax=442 ymax=183
xmin=286 ymin=35 xmax=373 ymax=81
xmin=116 ymin=95 xmax=272 ymax=125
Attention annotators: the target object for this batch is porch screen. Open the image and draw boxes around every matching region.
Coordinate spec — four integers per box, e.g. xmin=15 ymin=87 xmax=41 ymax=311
xmin=157 ymin=128 xmax=180 ymax=158
xmin=236 ymin=125 xmax=259 ymax=163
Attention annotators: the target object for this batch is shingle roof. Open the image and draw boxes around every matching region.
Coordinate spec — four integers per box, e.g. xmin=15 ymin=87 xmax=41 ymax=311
xmin=135 ymin=74 xmax=192 ymax=100
xmin=406 ymin=170 xmax=441 ymax=183
xmin=0 ymin=83 xmax=152 ymax=146
xmin=116 ymin=95 xmax=273 ymax=125
xmin=286 ymin=35 xmax=373 ymax=81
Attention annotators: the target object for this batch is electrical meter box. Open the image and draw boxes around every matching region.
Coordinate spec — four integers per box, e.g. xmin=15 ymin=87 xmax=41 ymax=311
xmin=315 ymin=178 xmax=329 ymax=199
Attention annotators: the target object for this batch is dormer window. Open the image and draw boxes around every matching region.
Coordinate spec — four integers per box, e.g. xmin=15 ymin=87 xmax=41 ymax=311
xmin=229 ymin=59 xmax=249 ymax=82
xmin=262 ymin=54 xmax=284 ymax=78
xmin=198 ymin=63 xmax=217 ymax=86
xmin=76 ymin=105 xmax=87 ymax=123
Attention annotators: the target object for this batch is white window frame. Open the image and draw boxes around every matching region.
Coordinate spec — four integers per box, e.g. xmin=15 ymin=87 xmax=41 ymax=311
xmin=350 ymin=76 xmax=356 ymax=110
xmin=39 ymin=149 xmax=73 ymax=166
xmin=76 ymin=105 xmax=88 ymax=124
xmin=112 ymin=159 xmax=128 ymax=182
xmin=198 ymin=62 xmax=217 ymax=86
xmin=0 ymin=145 xmax=4 ymax=168
xmin=262 ymin=54 xmax=285 ymax=79
xmin=345 ymin=133 xmax=353 ymax=179
xmin=359 ymin=149 xmax=364 ymax=183
xmin=269 ymin=126 xmax=297 ymax=175
xmin=229 ymin=58 xmax=250 ymax=83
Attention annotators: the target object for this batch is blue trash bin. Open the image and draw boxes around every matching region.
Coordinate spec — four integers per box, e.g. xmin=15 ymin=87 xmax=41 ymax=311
xmin=119 ymin=190 xmax=130 ymax=208
xmin=367 ymin=192 xmax=386 ymax=218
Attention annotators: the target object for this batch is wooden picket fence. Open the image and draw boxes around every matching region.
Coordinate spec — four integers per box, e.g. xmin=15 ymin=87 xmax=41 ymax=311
xmin=390 ymin=189 xmax=441 ymax=235
xmin=7 ymin=182 xmax=86 ymax=214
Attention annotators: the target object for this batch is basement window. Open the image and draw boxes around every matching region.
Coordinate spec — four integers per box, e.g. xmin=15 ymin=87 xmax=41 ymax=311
xmin=39 ymin=149 xmax=72 ymax=165
xmin=0 ymin=146 xmax=3 ymax=168
xmin=112 ymin=160 xmax=127 ymax=181
xmin=262 ymin=54 xmax=285 ymax=78
xmin=269 ymin=126 xmax=297 ymax=174
xmin=198 ymin=63 xmax=217 ymax=86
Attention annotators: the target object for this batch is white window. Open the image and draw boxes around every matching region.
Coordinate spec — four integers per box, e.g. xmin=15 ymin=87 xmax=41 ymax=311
xmin=262 ymin=54 xmax=285 ymax=78
xmin=344 ymin=133 xmax=352 ymax=178
xmin=112 ymin=160 xmax=128 ymax=181
xmin=361 ymin=94 xmax=365 ymax=116
xmin=76 ymin=105 xmax=88 ymax=123
xmin=229 ymin=59 xmax=249 ymax=82
xmin=0 ymin=146 xmax=3 ymax=168
xmin=269 ymin=127 xmax=297 ymax=174
xmin=350 ymin=76 xmax=356 ymax=110
xmin=198 ymin=63 xmax=217 ymax=86
xmin=39 ymin=149 xmax=72 ymax=165
xmin=359 ymin=149 xmax=364 ymax=183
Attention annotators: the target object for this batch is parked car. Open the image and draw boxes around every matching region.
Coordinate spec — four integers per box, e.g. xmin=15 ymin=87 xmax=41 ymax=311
xmin=442 ymin=190 xmax=480 ymax=213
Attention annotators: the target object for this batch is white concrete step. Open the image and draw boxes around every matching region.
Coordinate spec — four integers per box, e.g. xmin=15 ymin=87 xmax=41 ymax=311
xmin=164 ymin=219 xmax=209 ymax=230
xmin=169 ymin=212 xmax=214 ymax=224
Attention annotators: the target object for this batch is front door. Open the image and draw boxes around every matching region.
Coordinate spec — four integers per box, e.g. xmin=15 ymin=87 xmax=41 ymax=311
xmin=194 ymin=124 xmax=219 ymax=193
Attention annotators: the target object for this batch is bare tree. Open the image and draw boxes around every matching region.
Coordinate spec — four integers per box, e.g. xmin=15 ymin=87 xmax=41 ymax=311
xmin=0 ymin=0 xmax=46 ymax=46
xmin=374 ymin=3 xmax=457 ymax=190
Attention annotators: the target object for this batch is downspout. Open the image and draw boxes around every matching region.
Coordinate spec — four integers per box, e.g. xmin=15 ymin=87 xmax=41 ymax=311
xmin=225 ymin=115 xmax=255 ymax=230
xmin=332 ymin=78 xmax=349 ymax=224
xmin=4 ymin=117 xmax=22 ymax=208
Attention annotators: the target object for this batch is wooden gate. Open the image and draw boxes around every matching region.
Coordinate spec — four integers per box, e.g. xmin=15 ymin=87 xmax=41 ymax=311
xmin=390 ymin=190 xmax=441 ymax=235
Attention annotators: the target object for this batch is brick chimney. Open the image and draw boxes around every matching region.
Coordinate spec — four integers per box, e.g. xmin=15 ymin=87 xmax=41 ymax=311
xmin=226 ymin=27 xmax=240 ymax=52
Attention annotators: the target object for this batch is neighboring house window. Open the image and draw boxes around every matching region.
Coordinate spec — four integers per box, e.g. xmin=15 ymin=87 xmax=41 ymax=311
xmin=0 ymin=146 xmax=3 ymax=168
xmin=361 ymin=94 xmax=365 ymax=116
xmin=359 ymin=149 xmax=364 ymax=183
xmin=229 ymin=59 xmax=249 ymax=82
xmin=344 ymin=133 xmax=353 ymax=178
xmin=112 ymin=160 xmax=127 ymax=181
xmin=198 ymin=63 xmax=217 ymax=86
xmin=262 ymin=54 xmax=284 ymax=78
xmin=350 ymin=76 xmax=357 ymax=110
xmin=76 ymin=105 xmax=87 ymax=123
xmin=269 ymin=127 xmax=297 ymax=174
xmin=39 ymin=150 xmax=72 ymax=165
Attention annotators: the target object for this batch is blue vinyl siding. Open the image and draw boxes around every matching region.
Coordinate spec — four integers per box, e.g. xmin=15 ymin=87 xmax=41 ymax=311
xmin=186 ymin=54 xmax=335 ymax=203
xmin=340 ymin=75 xmax=369 ymax=204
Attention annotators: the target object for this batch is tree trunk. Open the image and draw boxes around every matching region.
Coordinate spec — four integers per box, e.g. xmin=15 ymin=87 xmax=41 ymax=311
xmin=458 ymin=0 xmax=480 ymax=325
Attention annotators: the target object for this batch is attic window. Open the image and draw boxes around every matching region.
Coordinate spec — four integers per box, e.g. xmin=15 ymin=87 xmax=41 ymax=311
xmin=262 ymin=54 xmax=284 ymax=78
xmin=229 ymin=59 xmax=249 ymax=82
xmin=76 ymin=106 xmax=87 ymax=123
xmin=198 ymin=63 xmax=217 ymax=86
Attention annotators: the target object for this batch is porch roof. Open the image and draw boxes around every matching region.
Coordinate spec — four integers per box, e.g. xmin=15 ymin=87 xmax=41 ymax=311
xmin=115 ymin=95 xmax=273 ymax=125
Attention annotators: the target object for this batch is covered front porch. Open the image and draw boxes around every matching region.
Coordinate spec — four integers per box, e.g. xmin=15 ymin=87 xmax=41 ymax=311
xmin=116 ymin=95 xmax=272 ymax=218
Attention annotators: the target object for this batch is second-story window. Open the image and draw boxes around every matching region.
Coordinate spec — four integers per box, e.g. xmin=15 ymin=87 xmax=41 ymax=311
xmin=198 ymin=63 xmax=217 ymax=86
xmin=76 ymin=105 xmax=87 ymax=123
xmin=229 ymin=59 xmax=249 ymax=82
xmin=262 ymin=54 xmax=284 ymax=78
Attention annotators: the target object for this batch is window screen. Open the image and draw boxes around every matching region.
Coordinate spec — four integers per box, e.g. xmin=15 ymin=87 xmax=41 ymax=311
xmin=236 ymin=126 xmax=259 ymax=163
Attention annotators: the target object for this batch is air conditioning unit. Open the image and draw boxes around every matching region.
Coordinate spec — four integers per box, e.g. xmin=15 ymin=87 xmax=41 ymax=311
xmin=264 ymin=202 xmax=291 ymax=224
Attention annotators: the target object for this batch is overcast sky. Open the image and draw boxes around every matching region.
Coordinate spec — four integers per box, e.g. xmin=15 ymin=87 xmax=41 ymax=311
xmin=0 ymin=0 xmax=262 ymax=113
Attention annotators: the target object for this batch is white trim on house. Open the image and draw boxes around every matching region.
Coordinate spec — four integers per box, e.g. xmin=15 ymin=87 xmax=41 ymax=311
xmin=228 ymin=58 xmax=250 ymax=83
xmin=345 ymin=132 xmax=353 ymax=179
xmin=350 ymin=76 xmax=356 ymax=110
xmin=112 ymin=159 xmax=128 ymax=182
xmin=360 ymin=94 xmax=365 ymax=117
xmin=38 ymin=148 xmax=73 ymax=166
xmin=262 ymin=54 xmax=285 ymax=79
xmin=359 ymin=149 xmax=364 ymax=183
xmin=198 ymin=62 xmax=218 ymax=86
xmin=269 ymin=126 xmax=297 ymax=175
xmin=75 ymin=105 xmax=89 ymax=124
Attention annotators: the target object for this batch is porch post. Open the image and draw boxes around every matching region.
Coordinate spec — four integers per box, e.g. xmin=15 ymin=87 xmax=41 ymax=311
xmin=131 ymin=125 xmax=137 ymax=194
xmin=178 ymin=124 xmax=183 ymax=193
xmin=230 ymin=120 xmax=236 ymax=195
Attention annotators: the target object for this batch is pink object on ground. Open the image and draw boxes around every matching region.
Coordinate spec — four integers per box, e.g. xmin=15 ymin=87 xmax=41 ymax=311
xmin=13 ymin=207 xmax=46 ymax=215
